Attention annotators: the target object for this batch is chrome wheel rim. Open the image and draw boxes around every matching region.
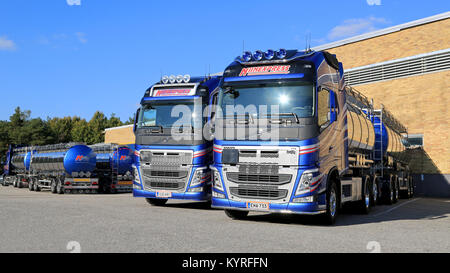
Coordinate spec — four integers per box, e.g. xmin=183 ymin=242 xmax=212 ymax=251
xmin=365 ymin=191 xmax=370 ymax=208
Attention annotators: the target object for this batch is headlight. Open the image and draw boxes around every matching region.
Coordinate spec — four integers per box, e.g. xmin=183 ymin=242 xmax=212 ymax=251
xmin=295 ymin=170 xmax=316 ymax=195
xmin=212 ymin=191 xmax=225 ymax=199
xmin=188 ymin=187 xmax=203 ymax=193
xmin=190 ymin=168 xmax=206 ymax=187
xmin=140 ymin=151 xmax=151 ymax=163
xmin=213 ymin=170 xmax=223 ymax=191
xmin=133 ymin=167 xmax=140 ymax=182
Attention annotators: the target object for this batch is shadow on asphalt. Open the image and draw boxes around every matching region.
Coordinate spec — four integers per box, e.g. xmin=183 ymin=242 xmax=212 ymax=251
xmin=162 ymin=201 xmax=214 ymax=210
xmin=236 ymin=198 xmax=450 ymax=226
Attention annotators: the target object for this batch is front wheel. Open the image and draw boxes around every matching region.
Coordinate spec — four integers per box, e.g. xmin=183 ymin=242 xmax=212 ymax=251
xmin=145 ymin=198 xmax=168 ymax=206
xmin=322 ymin=182 xmax=338 ymax=225
xmin=225 ymin=209 xmax=249 ymax=220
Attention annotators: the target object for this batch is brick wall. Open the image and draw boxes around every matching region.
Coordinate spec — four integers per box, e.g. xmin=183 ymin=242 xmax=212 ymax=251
xmin=327 ymin=18 xmax=450 ymax=69
xmin=104 ymin=125 xmax=135 ymax=145
xmin=351 ymin=71 xmax=450 ymax=174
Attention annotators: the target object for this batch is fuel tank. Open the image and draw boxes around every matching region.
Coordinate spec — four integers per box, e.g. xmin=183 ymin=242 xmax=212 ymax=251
xmin=10 ymin=147 xmax=29 ymax=171
xmin=371 ymin=115 xmax=406 ymax=157
xmin=31 ymin=143 xmax=96 ymax=175
xmin=346 ymin=110 xmax=375 ymax=152
xmin=90 ymin=143 xmax=134 ymax=175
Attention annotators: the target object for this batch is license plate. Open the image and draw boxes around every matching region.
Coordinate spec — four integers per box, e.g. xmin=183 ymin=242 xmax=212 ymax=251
xmin=118 ymin=181 xmax=132 ymax=185
xmin=246 ymin=202 xmax=270 ymax=211
xmin=156 ymin=191 xmax=172 ymax=198
xmin=73 ymin=178 xmax=90 ymax=183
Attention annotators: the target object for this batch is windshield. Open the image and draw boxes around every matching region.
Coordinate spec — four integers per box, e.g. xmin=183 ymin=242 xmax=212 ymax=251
xmin=218 ymin=82 xmax=314 ymax=118
xmin=137 ymin=99 xmax=204 ymax=129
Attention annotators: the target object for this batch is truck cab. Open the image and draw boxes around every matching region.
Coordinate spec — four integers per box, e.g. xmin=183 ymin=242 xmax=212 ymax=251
xmin=211 ymin=49 xmax=410 ymax=224
xmin=132 ymin=74 xmax=221 ymax=205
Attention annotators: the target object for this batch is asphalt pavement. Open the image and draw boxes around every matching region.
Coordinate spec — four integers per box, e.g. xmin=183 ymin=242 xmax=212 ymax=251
xmin=0 ymin=186 xmax=449 ymax=253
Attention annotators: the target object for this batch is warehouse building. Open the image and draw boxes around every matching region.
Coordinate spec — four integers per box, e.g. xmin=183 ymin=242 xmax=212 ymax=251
xmin=105 ymin=12 xmax=450 ymax=197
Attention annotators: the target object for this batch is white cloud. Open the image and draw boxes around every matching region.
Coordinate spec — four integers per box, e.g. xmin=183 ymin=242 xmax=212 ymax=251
xmin=75 ymin=32 xmax=87 ymax=44
xmin=0 ymin=36 xmax=16 ymax=51
xmin=327 ymin=17 xmax=388 ymax=40
xmin=67 ymin=0 xmax=81 ymax=6
xmin=367 ymin=0 xmax=381 ymax=6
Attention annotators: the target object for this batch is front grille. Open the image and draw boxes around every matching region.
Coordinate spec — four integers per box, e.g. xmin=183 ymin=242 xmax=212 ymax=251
xmin=230 ymin=186 xmax=288 ymax=200
xmin=227 ymin=173 xmax=291 ymax=185
xmin=148 ymin=181 xmax=185 ymax=189
xmin=142 ymin=168 xmax=188 ymax=179
xmin=140 ymin=150 xmax=192 ymax=166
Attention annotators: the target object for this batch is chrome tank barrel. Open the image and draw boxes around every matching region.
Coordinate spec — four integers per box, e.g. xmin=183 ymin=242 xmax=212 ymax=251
xmin=345 ymin=86 xmax=407 ymax=158
xmin=31 ymin=143 xmax=96 ymax=174
xmin=347 ymin=110 xmax=375 ymax=151
xmin=90 ymin=144 xmax=134 ymax=175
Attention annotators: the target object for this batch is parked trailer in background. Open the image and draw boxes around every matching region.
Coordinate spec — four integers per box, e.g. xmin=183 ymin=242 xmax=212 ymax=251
xmin=26 ymin=143 xmax=98 ymax=194
xmin=1 ymin=143 xmax=99 ymax=194
xmin=90 ymin=143 xmax=134 ymax=193
xmin=1 ymin=145 xmax=31 ymax=188
xmin=211 ymin=49 xmax=414 ymax=224
xmin=132 ymin=74 xmax=221 ymax=205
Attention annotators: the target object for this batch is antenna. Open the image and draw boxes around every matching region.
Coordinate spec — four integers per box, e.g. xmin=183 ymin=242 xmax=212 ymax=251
xmin=308 ymin=32 xmax=311 ymax=52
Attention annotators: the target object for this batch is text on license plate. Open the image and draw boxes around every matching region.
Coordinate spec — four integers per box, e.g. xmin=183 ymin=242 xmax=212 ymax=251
xmin=156 ymin=191 xmax=172 ymax=198
xmin=246 ymin=202 xmax=270 ymax=211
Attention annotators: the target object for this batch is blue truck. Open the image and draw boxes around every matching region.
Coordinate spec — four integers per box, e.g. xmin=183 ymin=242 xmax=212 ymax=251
xmin=132 ymin=74 xmax=221 ymax=205
xmin=210 ymin=49 xmax=414 ymax=224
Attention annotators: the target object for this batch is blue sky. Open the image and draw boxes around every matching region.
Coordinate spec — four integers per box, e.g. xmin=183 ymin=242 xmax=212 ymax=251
xmin=0 ymin=0 xmax=448 ymax=123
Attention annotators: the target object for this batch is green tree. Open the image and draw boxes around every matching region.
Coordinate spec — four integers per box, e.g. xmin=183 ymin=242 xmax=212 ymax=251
xmin=71 ymin=118 xmax=91 ymax=143
xmin=22 ymin=118 xmax=53 ymax=146
xmin=88 ymin=111 xmax=108 ymax=144
xmin=0 ymin=120 xmax=11 ymax=166
xmin=8 ymin=106 xmax=31 ymax=145
xmin=106 ymin=113 xmax=123 ymax=129
xmin=48 ymin=116 xmax=74 ymax=143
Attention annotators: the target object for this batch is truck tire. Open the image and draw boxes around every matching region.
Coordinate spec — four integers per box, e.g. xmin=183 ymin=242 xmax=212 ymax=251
xmin=56 ymin=179 xmax=64 ymax=194
xmin=51 ymin=179 xmax=57 ymax=194
xmin=145 ymin=198 xmax=168 ymax=206
xmin=359 ymin=177 xmax=371 ymax=214
xmin=225 ymin=209 xmax=249 ymax=220
xmin=322 ymin=182 xmax=338 ymax=225
xmin=33 ymin=180 xmax=41 ymax=192
xmin=393 ymin=177 xmax=399 ymax=204
xmin=386 ymin=178 xmax=394 ymax=205
xmin=371 ymin=177 xmax=381 ymax=206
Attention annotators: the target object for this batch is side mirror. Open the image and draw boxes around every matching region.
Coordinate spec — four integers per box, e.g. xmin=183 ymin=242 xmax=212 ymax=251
xmin=133 ymin=108 xmax=140 ymax=133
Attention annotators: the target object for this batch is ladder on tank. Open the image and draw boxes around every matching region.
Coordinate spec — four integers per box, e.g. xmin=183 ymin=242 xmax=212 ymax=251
xmin=372 ymin=107 xmax=384 ymax=176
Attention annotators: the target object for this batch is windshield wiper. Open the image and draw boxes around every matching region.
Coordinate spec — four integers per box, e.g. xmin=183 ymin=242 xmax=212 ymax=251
xmin=264 ymin=113 xmax=300 ymax=124
xmin=139 ymin=124 xmax=164 ymax=133
xmin=223 ymin=114 xmax=255 ymax=124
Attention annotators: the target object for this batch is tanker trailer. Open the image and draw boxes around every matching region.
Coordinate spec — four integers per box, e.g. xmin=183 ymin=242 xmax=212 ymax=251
xmin=27 ymin=143 xmax=98 ymax=194
xmin=2 ymin=146 xmax=32 ymax=188
xmin=345 ymin=86 xmax=413 ymax=206
xmin=90 ymin=143 xmax=134 ymax=193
